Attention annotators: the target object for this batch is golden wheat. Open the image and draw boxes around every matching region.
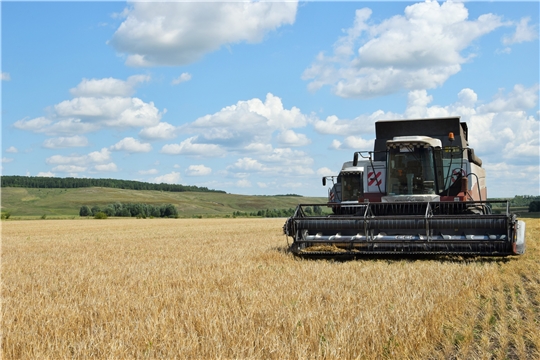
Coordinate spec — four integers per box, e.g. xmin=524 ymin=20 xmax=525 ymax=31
xmin=2 ymin=217 xmax=539 ymax=359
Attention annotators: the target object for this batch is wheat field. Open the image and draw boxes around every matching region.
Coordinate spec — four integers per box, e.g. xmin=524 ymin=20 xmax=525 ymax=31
xmin=1 ymin=217 xmax=539 ymax=359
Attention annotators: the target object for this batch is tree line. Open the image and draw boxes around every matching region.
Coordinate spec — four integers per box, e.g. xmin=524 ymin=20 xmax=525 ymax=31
xmin=233 ymin=206 xmax=324 ymax=218
xmin=510 ymin=195 xmax=540 ymax=207
xmin=80 ymin=203 xmax=179 ymax=218
xmin=1 ymin=175 xmax=225 ymax=193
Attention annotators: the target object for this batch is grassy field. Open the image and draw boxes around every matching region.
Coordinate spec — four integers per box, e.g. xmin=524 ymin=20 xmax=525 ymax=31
xmin=0 ymin=187 xmax=326 ymax=218
xmin=1 ymin=216 xmax=539 ymax=359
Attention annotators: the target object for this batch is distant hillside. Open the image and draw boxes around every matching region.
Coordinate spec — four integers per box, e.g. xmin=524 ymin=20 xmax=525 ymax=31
xmin=1 ymin=175 xmax=225 ymax=193
xmin=0 ymin=187 xmax=326 ymax=218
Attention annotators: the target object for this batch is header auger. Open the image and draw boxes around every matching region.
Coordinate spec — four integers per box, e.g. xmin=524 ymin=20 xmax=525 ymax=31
xmin=283 ymin=117 xmax=526 ymax=257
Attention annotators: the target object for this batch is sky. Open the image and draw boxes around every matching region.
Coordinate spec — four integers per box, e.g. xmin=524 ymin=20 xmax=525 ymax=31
xmin=1 ymin=0 xmax=539 ymax=197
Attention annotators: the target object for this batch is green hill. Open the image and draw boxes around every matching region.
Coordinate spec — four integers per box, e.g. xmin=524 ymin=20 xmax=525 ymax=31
xmin=0 ymin=187 xmax=327 ymax=218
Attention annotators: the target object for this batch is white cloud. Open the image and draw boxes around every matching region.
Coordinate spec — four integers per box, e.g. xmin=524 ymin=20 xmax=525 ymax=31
xmin=52 ymin=165 xmax=87 ymax=173
xmin=321 ymin=132 xmax=369 ymax=151
xmin=244 ymin=142 xmax=273 ymax=154
xmin=13 ymin=117 xmax=52 ymax=132
xmin=236 ymin=179 xmax=252 ymax=188
xmin=139 ymin=122 xmax=177 ymax=140
xmin=152 ymin=171 xmax=181 ymax=184
xmin=402 ymin=89 xmax=478 ymax=120
xmin=139 ymin=169 xmax=158 ymax=175
xmin=492 ymin=112 xmax=538 ymax=161
xmin=14 ymin=76 xmax=162 ymax=136
xmin=94 ymin=162 xmax=118 ymax=172
xmin=484 ymin=162 xmax=540 ymax=197
xmin=46 ymin=154 xmax=83 ymax=165
xmin=277 ymin=129 xmax=311 ymax=147
xmin=43 ymin=119 xmax=100 ymax=136
xmin=186 ymin=164 xmax=212 ymax=176
xmin=398 ymin=85 xmax=539 ymax=166
xmin=172 ymin=73 xmax=192 ymax=85
xmin=55 ymin=97 xmax=161 ymax=128
xmin=314 ymin=108 xmax=401 ymax=138
xmin=5 ymin=146 xmax=18 ymax=153
xmin=228 ymin=157 xmax=267 ymax=172
xmin=42 ymin=135 xmax=88 ymax=149
xmin=317 ymin=167 xmax=335 ymax=177
xmin=2 ymin=157 xmax=13 ymax=163
xmin=109 ymin=2 xmax=298 ymax=66
xmin=330 ymin=139 xmax=342 ymax=150
xmin=477 ymin=84 xmax=539 ymax=113
xmin=161 ymin=136 xmax=225 ymax=157
xmin=1 ymin=72 xmax=10 ymax=81
xmin=449 ymin=85 xmax=540 ymax=161
xmin=87 ymin=148 xmax=112 ymax=163
xmin=502 ymin=17 xmax=538 ymax=45
xmin=69 ymin=75 xmax=150 ymax=97
xmin=46 ymin=148 xmax=112 ymax=172
xmin=187 ymin=93 xmax=308 ymax=148
xmin=225 ymin=147 xmax=316 ymax=178
xmin=37 ymin=172 xmax=55 ymax=177
xmin=303 ymin=1 xmax=504 ymax=98
xmin=457 ymin=88 xmax=478 ymax=108
xmin=110 ymin=137 xmax=152 ymax=153
xmin=314 ymin=115 xmax=347 ymax=136
xmin=342 ymin=136 xmax=374 ymax=150
xmin=259 ymin=148 xmax=308 ymax=165
xmin=251 ymin=148 xmax=315 ymax=177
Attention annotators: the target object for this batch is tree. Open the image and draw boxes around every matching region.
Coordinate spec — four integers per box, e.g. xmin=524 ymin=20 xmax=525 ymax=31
xmin=529 ymin=201 xmax=540 ymax=212
xmin=113 ymin=202 xmax=123 ymax=215
xmin=130 ymin=203 xmax=144 ymax=217
xmin=163 ymin=204 xmax=178 ymax=217
xmin=103 ymin=205 xmax=115 ymax=217
xmin=150 ymin=206 xmax=161 ymax=218
xmin=94 ymin=212 xmax=107 ymax=219
xmin=91 ymin=205 xmax=101 ymax=216
xmin=79 ymin=205 xmax=91 ymax=217
xmin=120 ymin=208 xmax=131 ymax=217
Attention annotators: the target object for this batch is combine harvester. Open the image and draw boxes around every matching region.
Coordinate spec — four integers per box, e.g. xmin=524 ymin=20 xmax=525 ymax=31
xmin=283 ymin=117 xmax=526 ymax=257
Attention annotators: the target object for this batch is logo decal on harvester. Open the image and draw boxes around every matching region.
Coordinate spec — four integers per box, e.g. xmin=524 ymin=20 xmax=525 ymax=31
xmin=367 ymin=169 xmax=385 ymax=193
xmin=451 ymin=169 xmax=466 ymax=183
xmin=368 ymin=171 xmax=382 ymax=186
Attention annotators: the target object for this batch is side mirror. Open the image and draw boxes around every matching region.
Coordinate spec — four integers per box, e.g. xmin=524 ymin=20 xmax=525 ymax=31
xmin=322 ymin=177 xmax=326 ymax=186
xmin=353 ymin=152 xmax=359 ymax=166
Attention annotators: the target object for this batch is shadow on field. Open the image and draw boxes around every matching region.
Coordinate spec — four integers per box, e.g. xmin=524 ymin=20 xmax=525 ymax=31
xmin=272 ymin=245 xmax=518 ymax=264
xmin=361 ymin=254 xmax=517 ymax=264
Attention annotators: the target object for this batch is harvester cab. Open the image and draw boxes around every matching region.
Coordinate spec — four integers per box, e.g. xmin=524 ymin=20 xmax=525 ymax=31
xmin=323 ymin=161 xmax=364 ymax=213
xmin=284 ymin=117 xmax=526 ymax=257
xmin=384 ymin=136 xmax=442 ymax=201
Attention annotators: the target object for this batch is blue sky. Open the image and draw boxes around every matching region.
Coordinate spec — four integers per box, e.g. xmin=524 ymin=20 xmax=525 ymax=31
xmin=1 ymin=1 xmax=539 ymax=197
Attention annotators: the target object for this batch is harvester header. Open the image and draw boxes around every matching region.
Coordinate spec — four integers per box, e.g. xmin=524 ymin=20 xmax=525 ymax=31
xmin=283 ymin=117 xmax=526 ymax=257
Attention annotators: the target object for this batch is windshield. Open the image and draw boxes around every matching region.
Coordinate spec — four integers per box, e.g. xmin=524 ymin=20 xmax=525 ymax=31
xmin=340 ymin=172 xmax=363 ymax=201
xmin=387 ymin=147 xmax=436 ymax=195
